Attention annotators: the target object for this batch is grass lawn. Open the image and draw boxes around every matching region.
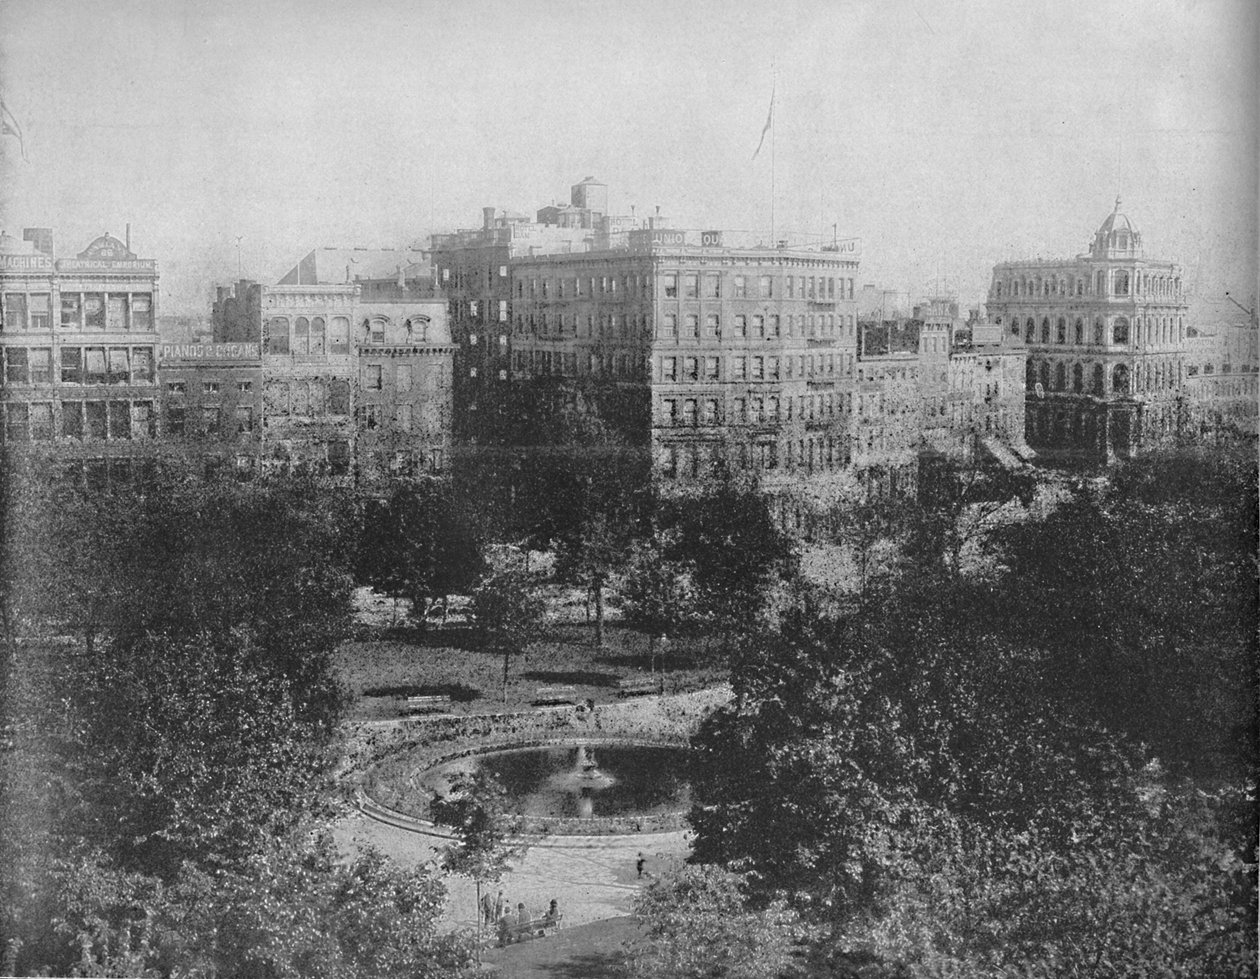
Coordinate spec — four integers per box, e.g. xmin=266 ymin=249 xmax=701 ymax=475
xmin=335 ymin=621 xmax=727 ymax=721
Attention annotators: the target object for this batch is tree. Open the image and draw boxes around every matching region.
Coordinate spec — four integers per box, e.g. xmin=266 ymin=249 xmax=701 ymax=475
xmin=659 ymin=476 xmax=796 ymax=651
xmin=626 ymin=863 xmax=799 ymax=979
xmin=357 ymin=482 xmax=485 ymax=628
xmin=431 ymin=768 xmax=526 ymax=953
xmin=619 ymin=534 xmax=694 ymax=672
xmin=907 ymin=452 xmax=1037 ymax=579
xmin=470 ymin=567 xmax=546 ymax=703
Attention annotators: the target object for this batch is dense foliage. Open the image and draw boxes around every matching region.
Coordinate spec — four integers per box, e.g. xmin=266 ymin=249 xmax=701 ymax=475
xmin=0 ymin=469 xmax=471 ymax=976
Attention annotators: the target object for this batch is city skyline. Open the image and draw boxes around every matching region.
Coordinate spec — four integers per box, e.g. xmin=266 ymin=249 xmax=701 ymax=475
xmin=0 ymin=0 xmax=1255 ymax=321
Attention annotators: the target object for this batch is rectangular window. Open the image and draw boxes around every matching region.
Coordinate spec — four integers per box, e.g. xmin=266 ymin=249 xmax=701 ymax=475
xmin=682 ymin=399 xmax=698 ymax=426
xmin=395 ymin=404 xmax=412 ymax=431
xmin=705 ymin=356 xmax=720 ymax=381
xmin=84 ymin=294 xmax=106 ymax=330
xmin=203 ymin=381 xmax=220 ymax=396
xmin=769 ymin=315 xmax=780 ymax=338
xmin=662 ymin=313 xmax=677 ymax=338
xmin=683 ymin=356 xmax=698 ymax=381
xmin=369 ymin=320 xmax=385 ymax=344
xmin=164 ymin=405 xmax=185 ymax=436
xmin=367 ymin=365 xmax=383 ymax=390
xmin=4 ymin=293 xmax=27 ymax=330
xmin=396 ymin=365 xmax=413 ymax=392
xmin=704 ymin=314 xmax=720 ymax=338
xmin=733 ymin=275 xmax=747 ymax=298
xmin=734 ymin=357 xmax=747 ymax=380
xmin=753 ymin=315 xmax=764 ymax=338
xmin=663 ymin=357 xmax=677 ymax=382
xmin=5 ymin=404 xmax=28 ymax=443
xmin=760 ymin=275 xmax=773 ymax=298
xmin=61 ymin=347 xmax=84 ymax=385
xmin=703 ymin=274 xmax=721 ymax=299
xmin=61 ymin=294 xmax=81 ymax=329
xmin=329 ymin=379 xmax=350 ymax=415
xmin=5 ymin=347 xmax=28 ymax=384
xmin=769 ymin=356 xmax=780 ymax=380
xmin=29 ymin=347 xmax=51 ymax=384
xmin=265 ymin=318 xmax=290 ymax=354
xmin=107 ymin=348 xmax=129 ymax=384
xmin=107 ymin=295 xmax=127 ymax=330
xmin=238 ymin=381 xmax=252 ymax=393
xmin=62 ymin=401 xmax=84 ymax=439
xmin=734 ymin=315 xmax=747 ymax=338
xmin=84 ymin=401 xmax=106 ymax=439
xmin=703 ymin=398 xmax=719 ymax=425
xmin=683 ymin=314 xmax=698 ymax=338
xmin=28 ymin=293 xmax=50 ymax=330
xmin=131 ymin=402 xmax=155 ymax=439
xmin=199 ymin=406 xmax=219 ymax=436
xmin=28 ymin=402 xmax=52 ymax=440
xmin=663 ymin=273 xmax=677 ymax=298
xmin=753 ymin=356 xmax=764 ymax=380
xmin=684 ymin=273 xmax=698 ymax=299
xmin=131 ymin=294 xmax=153 ymax=330
xmin=131 ymin=347 xmax=154 ymax=383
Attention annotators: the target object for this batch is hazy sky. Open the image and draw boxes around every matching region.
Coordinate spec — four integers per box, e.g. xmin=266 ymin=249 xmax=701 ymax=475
xmin=1 ymin=0 xmax=1255 ymax=320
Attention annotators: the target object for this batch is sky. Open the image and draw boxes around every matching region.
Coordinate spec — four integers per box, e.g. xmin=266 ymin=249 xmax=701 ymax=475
xmin=0 ymin=0 xmax=1255 ymax=321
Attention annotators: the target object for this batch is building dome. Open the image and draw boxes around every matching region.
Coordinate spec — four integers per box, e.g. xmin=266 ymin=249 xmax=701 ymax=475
xmin=1090 ymin=197 xmax=1142 ymax=258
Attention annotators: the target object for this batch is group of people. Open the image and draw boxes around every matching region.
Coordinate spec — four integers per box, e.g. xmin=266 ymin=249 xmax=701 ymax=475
xmin=482 ymin=891 xmax=561 ymax=945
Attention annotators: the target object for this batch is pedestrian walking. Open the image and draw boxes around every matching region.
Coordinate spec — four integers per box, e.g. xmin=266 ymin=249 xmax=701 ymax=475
xmin=636 ymin=852 xmax=645 ymax=878
xmin=480 ymin=890 xmax=494 ymax=927
xmin=494 ymin=890 xmax=505 ymax=921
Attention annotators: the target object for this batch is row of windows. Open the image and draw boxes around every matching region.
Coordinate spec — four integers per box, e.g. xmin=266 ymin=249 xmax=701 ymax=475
xmin=512 ymin=349 xmax=640 ymax=379
xmin=2 ymin=400 xmax=155 ymax=443
xmin=360 ymin=404 xmax=424 ymax=432
xmin=1024 ymin=359 xmax=1175 ymax=396
xmin=518 ymin=272 xmax=857 ymax=303
xmin=3 ymin=292 xmax=155 ymax=332
xmin=994 ymin=271 xmax=1180 ymax=300
xmin=263 ymin=315 xmax=435 ymax=355
xmin=1008 ymin=315 xmax=1185 ymax=347
xmin=167 ymin=380 xmax=253 ymax=396
xmin=660 ymin=391 xmax=851 ymax=427
xmin=660 ymin=352 xmax=848 ymax=383
xmin=166 ymin=405 xmax=255 ymax=437
xmin=263 ymin=379 xmax=352 ymax=416
xmin=3 ymin=345 xmax=156 ymax=386
xmin=658 ymin=435 xmax=852 ymax=478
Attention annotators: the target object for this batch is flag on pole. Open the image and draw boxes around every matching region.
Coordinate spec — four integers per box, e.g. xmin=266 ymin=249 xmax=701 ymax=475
xmin=751 ymin=82 xmax=774 ymax=161
xmin=0 ymin=97 xmax=28 ymax=162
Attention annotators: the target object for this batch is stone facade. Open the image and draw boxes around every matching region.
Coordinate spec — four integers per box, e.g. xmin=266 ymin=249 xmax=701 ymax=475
xmin=0 ymin=228 xmax=161 ymax=486
xmin=986 ymin=199 xmax=1189 ymax=462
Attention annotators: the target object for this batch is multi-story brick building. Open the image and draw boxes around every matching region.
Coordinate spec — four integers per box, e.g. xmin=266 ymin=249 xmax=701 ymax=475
xmin=1 ymin=228 xmax=161 ymax=486
xmin=211 ymin=251 xmax=452 ymax=481
xmin=157 ymin=340 xmax=262 ymax=478
xmin=507 ymin=225 xmax=862 ymax=487
xmin=1183 ymin=320 xmax=1259 ymax=438
xmin=986 ymin=199 xmax=1189 ymax=461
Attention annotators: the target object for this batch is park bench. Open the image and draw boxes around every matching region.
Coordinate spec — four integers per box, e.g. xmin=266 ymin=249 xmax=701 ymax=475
xmin=532 ymin=685 xmax=577 ymax=706
xmin=399 ymin=694 xmax=451 ymax=715
xmin=497 ymin=913 xmax=564 ymax=945
xmin=616 ymin=676 xmax=661 ymax=698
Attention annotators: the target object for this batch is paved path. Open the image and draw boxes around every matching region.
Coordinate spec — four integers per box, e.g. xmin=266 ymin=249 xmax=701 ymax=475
xmin=334 ymin=811 xmax=690 ymax=932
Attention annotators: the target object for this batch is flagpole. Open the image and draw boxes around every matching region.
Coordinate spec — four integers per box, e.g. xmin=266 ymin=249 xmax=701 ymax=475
xmin=770 ymin=64 xmax=776 ymax=247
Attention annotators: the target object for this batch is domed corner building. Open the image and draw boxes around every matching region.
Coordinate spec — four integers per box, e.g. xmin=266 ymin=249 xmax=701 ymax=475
xmin=985 ymin=198 xmax=1190 ymax=464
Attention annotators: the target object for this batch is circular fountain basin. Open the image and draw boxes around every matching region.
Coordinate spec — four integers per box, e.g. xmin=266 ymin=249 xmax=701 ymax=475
xmin=424 ymin=743 xmax=692 ymax=824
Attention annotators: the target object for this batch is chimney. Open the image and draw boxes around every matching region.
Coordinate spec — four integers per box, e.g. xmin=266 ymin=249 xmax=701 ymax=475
xmin=23 ymin=228 xmax=53 ymax=256
xmin=483 ymin=207 xmax=496 ymax=231
xmin=126 ymin=223 xmax=131 ymax=251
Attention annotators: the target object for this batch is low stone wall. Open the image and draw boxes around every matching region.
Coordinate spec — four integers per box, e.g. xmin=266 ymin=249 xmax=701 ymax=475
xmin=348 ymin=686 xmax=731 ymax=836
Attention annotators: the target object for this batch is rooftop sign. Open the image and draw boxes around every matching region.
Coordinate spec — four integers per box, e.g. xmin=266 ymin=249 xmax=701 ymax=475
xmin=58 ymin=258 xmax=158 ymax=272
xmin=0 ymin=254 xmax=54 ymax=271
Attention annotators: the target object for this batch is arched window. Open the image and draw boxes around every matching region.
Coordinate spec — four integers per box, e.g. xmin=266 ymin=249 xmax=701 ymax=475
xmin=1093 ymin=319 xmax=1104 ymax=345
xmin=1072 ymin=363 xmax=1083 ymax=393
xmin=1112 ymin=317 xmax=1129 ymax=344
xmin=1092 ymin=363 xmax=1104 ymax=395
xmin=1096 ymin=270 xmax=1106 ymax=294
xmin=1025 ymin=318 xmax=1035 ymax=342
xmin=1076 ymin=278 xmax=1084 ymax=296
xmin=1115 ymin=271 xmax=1129 ymax=296
xmin=1056 ymin=318 xmax=1066 ymax=343
xmin=1055 ymin=362 xmax=1066 ymax=391
xmin=1040 ymin=318 xmax=1050 ymax=344
xmin=329 ymin=316 xmax=349 ymax=354
xmin=294 ymin=317 xmax=310 ymax=354
xmin=1074 ymin=318 xmax=1084 ymax=344
xmin=265 ymin=316 xmax=290 ymax=355
xmin=310 ymin=316 xmax=326 ymax=354
xmin=1113 ymin=363 xmax=1130 ymax=394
